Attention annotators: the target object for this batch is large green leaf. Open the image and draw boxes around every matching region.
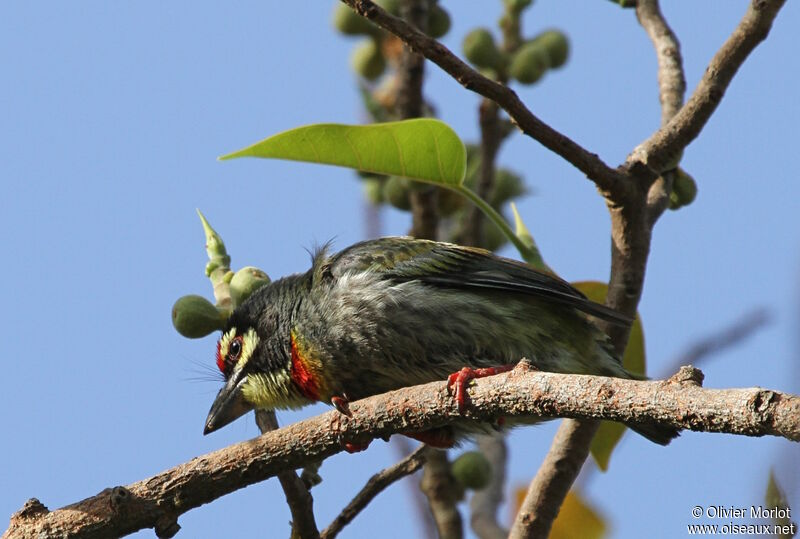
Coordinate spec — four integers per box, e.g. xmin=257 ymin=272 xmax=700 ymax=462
xmin=572 ymin=280 xmax=646 ymax=471
xmin=219 ymin=119 xmax=466 ymax=186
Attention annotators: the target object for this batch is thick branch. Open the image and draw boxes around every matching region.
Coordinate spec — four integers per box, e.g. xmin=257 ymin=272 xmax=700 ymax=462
xmin=396 ymin=0 xmax=439 ymax=241
xmin=629 ymin=0 xmax=787 ymax=175
xmin=6 ymin=367 xmax=798 ymax=539
xmin=321 ymin=446 xmax=427 ymax=539
xmin=339 ymin=0 xmax=627 ymax=196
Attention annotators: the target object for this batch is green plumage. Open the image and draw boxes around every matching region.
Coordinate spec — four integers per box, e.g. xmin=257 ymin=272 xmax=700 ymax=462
xmin=205 ymin=237 xmax=678 ymax=445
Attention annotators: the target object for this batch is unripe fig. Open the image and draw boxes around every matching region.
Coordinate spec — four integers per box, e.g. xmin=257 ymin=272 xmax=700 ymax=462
xmin=383 ymin=175 xmax=412 ymax=211
xmin=362 ymin=176 xmax=385 ymax=205
xmin=351 ymin=39 xmax=386 ymax=81
xmin=333 ymin=4 xmax=377 ymax=36
xmin=509 ymin=41 xmax=549 ymax=84
xmin=463 ymin=28 xmax=502 ymax=70
xmin=427 ymin=5 xmax=451 ymax=38
xmin=669 ymin=168 xmax=698 ymax=210
xmin=172 ymin=295 xmax=225 ymax=338
xmin=533 ymin=29 xmax=569 ymax=69
xmin=451 ymin=451 xmax=492 ymax=490
xmin=230 ymin=266 xmax=271 ymax=306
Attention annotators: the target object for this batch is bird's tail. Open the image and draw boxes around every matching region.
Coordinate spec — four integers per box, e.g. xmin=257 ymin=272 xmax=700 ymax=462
xmin=628 ymin=422 xmax=680 ymax=445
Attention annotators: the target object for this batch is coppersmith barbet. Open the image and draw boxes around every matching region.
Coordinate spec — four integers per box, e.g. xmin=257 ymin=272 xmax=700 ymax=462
xmin=203 ymin=236 xmax=678 ymax=446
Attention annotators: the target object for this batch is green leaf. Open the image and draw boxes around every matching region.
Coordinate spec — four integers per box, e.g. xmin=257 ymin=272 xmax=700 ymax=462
xmin=220 ymin=119 xmax=467 ymax=186
xmin=572 ymin=280 xmax=646 ymax=471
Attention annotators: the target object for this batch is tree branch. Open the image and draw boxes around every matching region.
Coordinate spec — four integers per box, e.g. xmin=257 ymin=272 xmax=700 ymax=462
xmin=321 ymin=445 xmax=427 ymax=539
xmin=636 ymin=0 xmax=687 ymax=224
xmin=339 ymin=0 xmax=627 ymax=197
xmin=6 ymin=366 xmax=798 ymax=539
xmin=419 ymin=448 xmax=464 ymax=539
xmin=255 ymin=410 xmax=320 ymax=539
xmin=628 ymin=0 xmax=787 ymax=176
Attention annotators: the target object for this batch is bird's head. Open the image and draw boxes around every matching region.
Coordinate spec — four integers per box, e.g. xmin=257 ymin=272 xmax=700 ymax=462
xmin=203 ymin=294 xmax=306 ymax=435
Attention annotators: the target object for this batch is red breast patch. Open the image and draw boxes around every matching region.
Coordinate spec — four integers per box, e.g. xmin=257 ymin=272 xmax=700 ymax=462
xmin=290 ymin=334 xmax=321 ymax=401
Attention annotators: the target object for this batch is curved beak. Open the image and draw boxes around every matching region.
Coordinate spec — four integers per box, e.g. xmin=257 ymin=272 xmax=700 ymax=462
xmin=204 ymin=375 xmax=254 ymax=435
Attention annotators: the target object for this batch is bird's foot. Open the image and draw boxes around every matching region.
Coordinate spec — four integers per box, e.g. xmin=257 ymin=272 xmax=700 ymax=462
xmin=331 ymin=394 xmax=353 ymax=417
xmin=447 ymin=365 xmax=514 ymax=413
xmin=328 ymin=395 xmax=368 ymax=453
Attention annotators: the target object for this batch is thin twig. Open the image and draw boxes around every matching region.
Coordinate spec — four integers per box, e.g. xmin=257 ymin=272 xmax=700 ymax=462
xmin=469 ymin=433 xmax=508 ymax=539
xmin=628 ymin=0 xmax=787 ymax=176
xmin=420 ymin=448 xmax=464 ymax=539
xmin=339 ymin=0 xmax=628 ymax=198
xmin=321 ymin=446 xmax=428 ymax=539
xmin=255 ymin=410 xmax=320 ymax=539
xmin=391 ymin=437 xmax=438 ymax=539
xmin=635 ymin=0 xmax=687 ymax=225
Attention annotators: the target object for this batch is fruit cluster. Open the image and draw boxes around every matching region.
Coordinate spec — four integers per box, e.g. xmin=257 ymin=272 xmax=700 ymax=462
xmin=333 ymin=0 xmax=451 ymax=81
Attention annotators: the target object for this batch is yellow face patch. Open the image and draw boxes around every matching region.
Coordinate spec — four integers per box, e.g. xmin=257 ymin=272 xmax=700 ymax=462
xmin=216 ymin=327 xmax=259 ymax=377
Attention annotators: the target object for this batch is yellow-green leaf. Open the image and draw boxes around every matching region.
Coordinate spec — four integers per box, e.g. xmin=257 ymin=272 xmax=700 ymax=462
xmin=572 ymin=280 xmax=646 ymax=471
xmin=220 ymin=119 xmax=466 ymax=186
xmin=765 ymin=470 xmax=795 ymax=536
xmin=549 ymin=489 xmax=608 ymax=539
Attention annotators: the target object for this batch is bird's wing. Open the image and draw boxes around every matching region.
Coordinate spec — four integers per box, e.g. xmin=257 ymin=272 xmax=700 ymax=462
xmin=326 ymin=237 xmax=632 ymax=326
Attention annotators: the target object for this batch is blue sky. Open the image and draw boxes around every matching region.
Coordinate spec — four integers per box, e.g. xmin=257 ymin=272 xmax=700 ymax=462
xmin=2 ymin=2 xmax=798 ymax=538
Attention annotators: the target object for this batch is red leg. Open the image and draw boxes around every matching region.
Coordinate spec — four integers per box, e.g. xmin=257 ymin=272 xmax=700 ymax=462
xmin=447 ymin=365 xmax=514 ymax=413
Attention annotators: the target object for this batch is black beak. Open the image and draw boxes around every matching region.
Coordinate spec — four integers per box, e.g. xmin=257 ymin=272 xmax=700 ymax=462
xmin=204 ymin=376 xmax=254 ymax=435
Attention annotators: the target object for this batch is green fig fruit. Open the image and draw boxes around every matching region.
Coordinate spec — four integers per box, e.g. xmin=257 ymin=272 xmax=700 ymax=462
xmin=451 ymin=451 xmax=492 ymax=490
xmin=383 ymin=176 xmax=412 ymax=211
xmin=230 ymin=266 xmax=271 ymax=306
xmin=172 ymin=295 xmax=225 ymax=338
xmin=463 ymin=28 xmax=503 ymax=70
xmin=362 ymin=176 xmax=385 ymax=205
xmin=509 ymin=41 xmax=549 ymax=84
xmin=669 ymin=168 xmax=698 ymax=210
xmin=427 ymin=5 xmax=451 ymax=38
xmin=533 ymin=29 xmax=569 ymax=69
xmin=333 ymin=4 xmax=377 ymax=36
xmin=351 ymin=39 xmax=386 ymax=81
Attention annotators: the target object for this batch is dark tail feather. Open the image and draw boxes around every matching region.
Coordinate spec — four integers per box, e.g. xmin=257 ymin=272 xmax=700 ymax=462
xmin=628 ymin=423 xmax=680 ymax=445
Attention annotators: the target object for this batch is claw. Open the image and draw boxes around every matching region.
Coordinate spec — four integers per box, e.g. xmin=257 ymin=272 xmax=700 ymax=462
xmin=331 ymin=394 xmax=352 ymax=417
xmin=447 ymin=365 xmax=514 ymax=413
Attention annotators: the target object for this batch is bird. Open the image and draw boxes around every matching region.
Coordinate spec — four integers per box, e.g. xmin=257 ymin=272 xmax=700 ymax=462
xmin=203 ymin=236 xmax=679 ymax=448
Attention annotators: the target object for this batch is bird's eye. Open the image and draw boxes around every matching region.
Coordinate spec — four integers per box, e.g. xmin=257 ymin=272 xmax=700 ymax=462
xmin=229 ymin=336 xmax=243 ymax=361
